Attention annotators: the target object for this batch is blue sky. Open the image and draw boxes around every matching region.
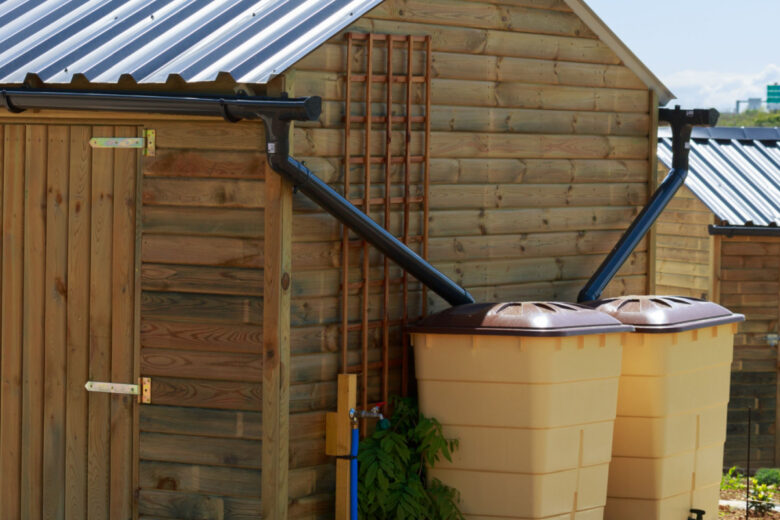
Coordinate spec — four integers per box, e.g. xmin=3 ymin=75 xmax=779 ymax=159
xmin=585 ymin=0 xmax=780 ymax=112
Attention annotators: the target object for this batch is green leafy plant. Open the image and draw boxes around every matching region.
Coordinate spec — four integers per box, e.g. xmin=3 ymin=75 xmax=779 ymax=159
xmin=755 ymin=468 xmax=780 ymax=487
xmin=722 ymin=466 xmax=746 ymax=491
xmin=748 ymin=478 xmax=775 ymax=516
xmin=357 ymin=396 xmax=464 ymax=520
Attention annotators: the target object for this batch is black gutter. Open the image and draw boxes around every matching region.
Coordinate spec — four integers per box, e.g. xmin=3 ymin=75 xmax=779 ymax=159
xmin=0 ymin=88 xmax=320 ymax=122
xmin=709 ymin=225 xmax=780 ymax=237
xmin=0 ymin=88 xmax=474 ymax=307
xmin=577 ymin=106 xmax=720 ymax=303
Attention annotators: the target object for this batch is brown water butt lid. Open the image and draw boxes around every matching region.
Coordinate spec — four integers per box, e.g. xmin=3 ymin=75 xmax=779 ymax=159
xmin=590 ymin=295 xmax=744 ymax=333
xmin=408 ymin=301 xmax=633 ymax=337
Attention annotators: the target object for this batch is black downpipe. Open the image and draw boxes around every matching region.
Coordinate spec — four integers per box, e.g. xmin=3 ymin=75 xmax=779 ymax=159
xmin=577 ymin=106 xmax=719 ymax=303
xmin=261 ymin=117 xmax=475 ymax=307
xmin=0 ymin=88 xmax=474 ymax=307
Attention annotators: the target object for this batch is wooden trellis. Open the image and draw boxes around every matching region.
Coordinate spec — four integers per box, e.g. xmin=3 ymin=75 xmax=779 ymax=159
xmin=340 ymin=32 xmax=432 ymax=416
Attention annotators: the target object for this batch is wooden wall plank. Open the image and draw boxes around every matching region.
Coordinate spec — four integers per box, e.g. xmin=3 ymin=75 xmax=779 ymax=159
xmin=65 ymin=125 xmax=92 ymax=520
xmin=143 ymin=149 xmax=266 ymax=180
xmin=141 ymin=206 xmax=264 ymax=238
xmin=293 ymin=127 xmax=648 ymax=159
xmin=154 ymin=122 xmax=264 ymax=151
xmin=141 ymin=349 xmax=262 ymax=382
xmin=141 ymin=292 xmax=262 ymax=325
xmin=21 ymin=125 xmax=46 ymax=520
xmin=150 ymin=377 xmax=261 ymax=411
xmin=110 ymin=126 xmax=137 ymax=520
xmin=143 ymin=178 xmax=264 ymax=208
xmin=139 ymin=461 xmax=261 ymax=498
xmin=1 ymin=124 xmax=24 ymax=519
xmin=88 ymin=126 xmax=113 ymax=519
xmin=140 ymin=405 xmax=261 ymax=439
xmin=42 ymin=125 xmax=69 ymax=520
xmin=298 ymin=157 xmax=649 ymax=185
xmin=142 ymin=234 xmax=263 ymax=268
xmin=428 ymin=182 xmax=646 ymax=209
xmin=140 ymin=320 xmax=262 ymax=354
xmin=141 ymin=264 xmax=263 ymax=296
xmin=140 ymin=432 xmax=262 ymax=468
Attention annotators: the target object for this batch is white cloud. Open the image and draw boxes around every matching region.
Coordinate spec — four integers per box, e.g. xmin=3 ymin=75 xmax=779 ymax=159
xmin=662 ymin=64 xmax=780 ymax=112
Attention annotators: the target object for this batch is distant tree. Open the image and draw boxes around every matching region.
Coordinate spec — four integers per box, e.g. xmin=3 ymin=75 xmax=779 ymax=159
xmin=717 ymin=110 xmax=780 ymax=127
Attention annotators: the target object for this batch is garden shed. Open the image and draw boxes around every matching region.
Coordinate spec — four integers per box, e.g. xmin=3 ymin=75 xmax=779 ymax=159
xmin=0 ymin=1 xmax=673 ymax=519
xmin=653 ymin=126 xmax=780 ymax=470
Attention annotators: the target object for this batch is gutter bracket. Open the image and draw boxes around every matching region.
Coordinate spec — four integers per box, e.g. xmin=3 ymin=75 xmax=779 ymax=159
xmin=218 ymin=98 xmax=241 ymax=123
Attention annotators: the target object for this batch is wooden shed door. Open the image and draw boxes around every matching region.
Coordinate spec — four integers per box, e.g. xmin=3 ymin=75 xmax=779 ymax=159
xmin=0 ymin=124 xmax=140 ymax=520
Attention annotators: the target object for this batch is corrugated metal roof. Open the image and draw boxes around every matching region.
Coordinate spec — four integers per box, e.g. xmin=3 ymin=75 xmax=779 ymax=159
xmin=0 ymin=0 xmax=381 ymax=85
xmin=658 ymin=127 xmax=780 ymax=227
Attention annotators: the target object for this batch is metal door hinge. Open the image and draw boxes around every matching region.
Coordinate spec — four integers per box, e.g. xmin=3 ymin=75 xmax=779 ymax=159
xmin=88 ymin=129 xmax=155 ymax=156
xmin=85 ymin=377 xmax=151 ymax=404
xmin=140 ymin=377 xmax=151 ymax=404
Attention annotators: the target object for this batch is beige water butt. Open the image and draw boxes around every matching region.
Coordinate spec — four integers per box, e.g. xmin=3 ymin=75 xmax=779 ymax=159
xmin=410 ymin=302 xmax=633 ymax=519
xmin=592 ymin=296 xmax=744 ymax=520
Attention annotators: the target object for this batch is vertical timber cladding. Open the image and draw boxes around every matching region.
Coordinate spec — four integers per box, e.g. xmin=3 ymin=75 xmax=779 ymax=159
xmin=0 ymin=123 xmax=138 ymax=519
xmin=139 ymin=120 xmax=269 ymax=519
xmin=718 ymin=235 xmax=780 ymax=468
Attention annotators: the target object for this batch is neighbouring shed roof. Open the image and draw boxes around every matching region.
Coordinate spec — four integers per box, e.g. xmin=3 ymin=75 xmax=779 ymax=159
xmin=0 ymin=0 xmax=674 ymax=102
xmin=658 ymin=126 xmax=780 ymax=228
xmin=0 ymin=0 xmax=382 ymax=85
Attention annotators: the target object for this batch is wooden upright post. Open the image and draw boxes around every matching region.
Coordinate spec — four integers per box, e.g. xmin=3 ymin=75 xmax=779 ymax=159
xmin=262 ymin=76 xmax=294 ymax=520
xmin=646 ymin=90 xmax=660 ymax=295
xmin=326 ymin=374 xmax=357 ymax=520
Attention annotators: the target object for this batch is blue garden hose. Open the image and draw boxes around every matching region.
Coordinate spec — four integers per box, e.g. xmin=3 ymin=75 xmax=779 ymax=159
xmin=350 ymin=425 xmax=359 ymax=520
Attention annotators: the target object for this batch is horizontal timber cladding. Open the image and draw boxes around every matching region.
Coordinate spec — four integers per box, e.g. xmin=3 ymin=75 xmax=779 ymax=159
xmin=139 ymin=120 xmax=272 ymax=519
xmin=283 ymin=0 xmax=654 ymax=514
xmin=719 ymin=235 xmax=780 ymax=469
xmin=653 ymin=183 xmax=715 ymax=299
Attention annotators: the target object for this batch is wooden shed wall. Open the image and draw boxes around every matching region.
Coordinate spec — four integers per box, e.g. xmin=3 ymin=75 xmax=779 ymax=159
xmin=137 ymin=120 xmax=268 ymax=519
xmin=139 ymin=118 xmax=325 ymax=519
xmin=286 ymin=0 xmax=656 ymax=513
xmin=652 ymin=178 xmax=715 ymax=299
xmin=0 ymin=109 xmax=323 ymax=519
xmin=719 ymin=235 xmax=780 ymax=468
